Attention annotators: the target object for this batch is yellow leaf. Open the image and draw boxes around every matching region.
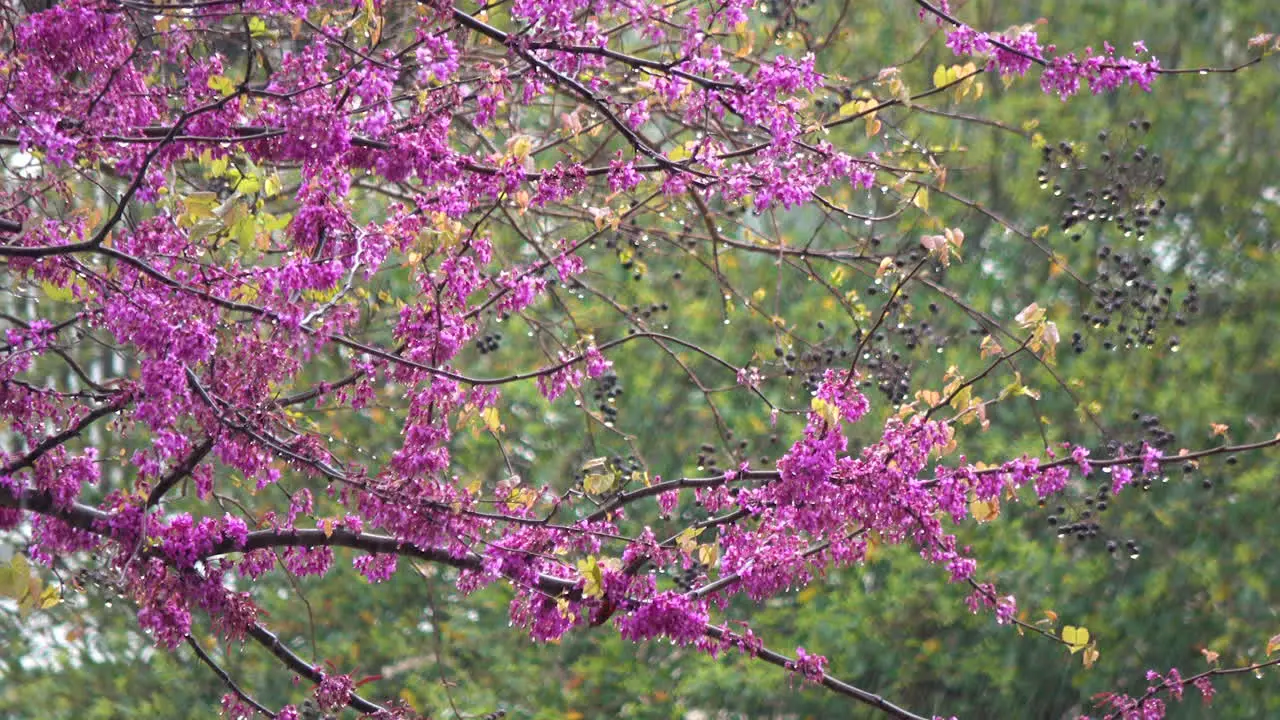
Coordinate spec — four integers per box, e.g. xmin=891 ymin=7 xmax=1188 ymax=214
xmin=697 ymin=543 xmax=719 ymax=567
xmin=933 ymin=64 xmax=949 ymax=88
xmin=399 ymin=688 xmax=418 ymax=708
xmin=796 ymin=585 xmax=819 ymax=604
xmin=207 ymin=74 xmax=237 ymax=97
xmin=1267 ymin=634 xmax=1280 ymax=657
xmin=581 ymin=457 xmax=617 ymax=495
xmin=912 ymin=189 xmax=930 ymax=212
xmin=481 ymin=406 xmax=501 ymax=434
xmin=838 ymin=100 xmax=860 ymax=117
xmin=234 ymin=173 xmax=261 ymax=194
xmin=303 ymin=284 xmax=340 ymax=304
xmin=207 ymin=155 xmax=229 ymax=178
xmin=676 ymin=527 xmax=704 ymax=554
xmin=876 ymin=256 xmax=896 ymax=279
xmin=1082 ymin=645 xmax=1099 ymax=668
xmin=810 ymin=397 xmax=841 ymax=427
xmin=180 ymin=192 xmax=220 ymax=224
xmin=577 ymin=556 xmax=604 ymax=599
xmin=39 ymin=584 xmax=61 ymax=609
xmin=1062 ymin=625 xmax=1090 ymax=653
xmin=505 ymin=486 xmax=536 ymax=511
xmin=263 ymin=174 xmax=282 ymax=198
xmin=504 ymin=134 xmax=536 ymax=163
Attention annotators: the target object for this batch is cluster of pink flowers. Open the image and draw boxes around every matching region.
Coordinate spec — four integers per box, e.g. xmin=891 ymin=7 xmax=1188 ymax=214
xmin=930 ymin=10 xmax=1161 ymax=99
xmin=1080 ymin=667 xmax=1217 ymax=719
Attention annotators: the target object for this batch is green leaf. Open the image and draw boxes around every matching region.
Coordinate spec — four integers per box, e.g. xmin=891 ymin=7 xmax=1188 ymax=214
xmin=186 ymin=217 xmax=225 ymax=243
xmin=581 ymin=457 xmax=618 ymax=495
xmin=180 ymin=192 xmax=220 ymax=227
xmin=205 ymin=155 xmax=229 ymax=178
xmin=40 ymin=281 xmax=76 ymax=303
xmin=234 ymin=174 xmax=262 ymax=194
xmin=231 ymin=213 xmax=257 ymax=250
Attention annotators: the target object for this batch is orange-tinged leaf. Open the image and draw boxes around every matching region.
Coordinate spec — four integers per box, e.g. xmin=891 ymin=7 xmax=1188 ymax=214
xmin=1267 ymin=634 xmax=1280 ymax=657
xmin=970 ymin=497 xmax=1000 ymax=523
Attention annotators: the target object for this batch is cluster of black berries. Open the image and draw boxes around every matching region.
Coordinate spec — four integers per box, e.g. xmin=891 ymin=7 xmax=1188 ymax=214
xmin=1182 ymin=458 xmax=1221 ymax=490
xmin=860 ymin=347 xmax=913 ymax=403
xmin=768 ymin=315 xmax=921 ymax=404
xmin=1072 ymin=249 xmax=1200 ymax=352
xmin=1040 ymin=119 xmax=1166 ymax=243
xmin=903 ymin=303 xmax=946 ymax=351
xmin=1041 ymin=486 xmax=1140 ymax=558
xmin=851 ymin=326 xmax=915 ymax=403
xmin=615 ymin=454 xmax=644 ymax=477
xmin=775 ymin=340 xmax=846 ymax=381
xmin=603 ymin=232 xmax=653 ymax=282
xmin=672 ymin=561 xmax=707 ymax=592
xmin=693 ymin=430 xmax=758 ymax=471
xmin=591 ymin=371 xmax=623 ymax=425
xmin=773 ymin=337 xmax=913 ymax=403
xmin=628 ymin=302 xmax=670 ymax=326
xmin=1121 ymin=411 xmax=1178 ymax=451
xmin=475 ymin=333 xmax=502 ymax=354
xmin=695 ymin=442 xmax=722 ymax=472
xmin=573 ymin=454 xmax=644 ymax=485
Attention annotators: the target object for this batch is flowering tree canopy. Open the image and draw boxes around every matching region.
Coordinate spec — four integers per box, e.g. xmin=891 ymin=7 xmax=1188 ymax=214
xmin=1 ymin=0 xmax=1278 ymax=718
